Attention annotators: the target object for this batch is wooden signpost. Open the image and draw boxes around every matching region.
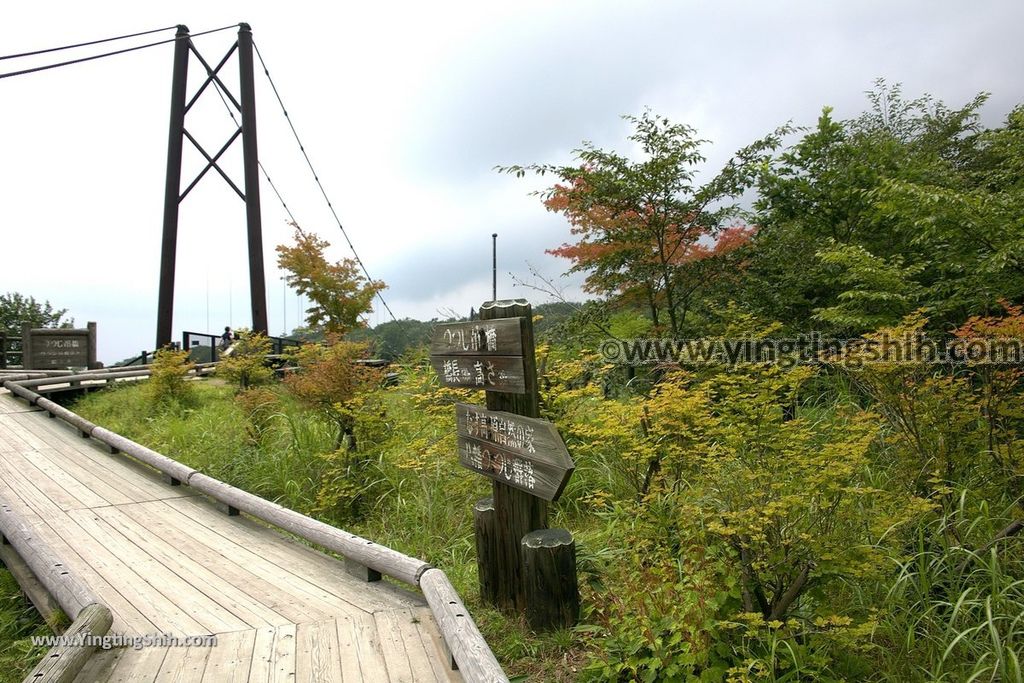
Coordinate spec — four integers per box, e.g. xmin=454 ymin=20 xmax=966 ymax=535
xmin=431 ymin=300 xmax=579 ymax=629
xmin=429 ymin=355 xmax=527 ymax=393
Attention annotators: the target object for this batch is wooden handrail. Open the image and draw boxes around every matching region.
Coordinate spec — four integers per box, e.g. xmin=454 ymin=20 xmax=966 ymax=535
xmin=0 ymin=495 xmax=113 ymax=683
xmin=2 ymin=370 xmax=508 ymax=681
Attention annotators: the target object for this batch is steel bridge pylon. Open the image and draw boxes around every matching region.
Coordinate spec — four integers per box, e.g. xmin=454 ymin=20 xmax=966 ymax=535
xmin=156 ymin=23 xmax=268 ymax=350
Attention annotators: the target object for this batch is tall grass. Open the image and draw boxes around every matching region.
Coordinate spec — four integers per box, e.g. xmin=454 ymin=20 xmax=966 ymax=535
xmin=0 ymin=569 xmax=48 ymax=683
xmin=872 ymin=496 xmax=1024 ymax=682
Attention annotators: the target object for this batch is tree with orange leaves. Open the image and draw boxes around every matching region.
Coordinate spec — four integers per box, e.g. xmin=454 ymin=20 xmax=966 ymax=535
xmin=501 ymin=111 xmax=788 ymax=336
xmin=276 ymin=223 xmax=386 ymax=337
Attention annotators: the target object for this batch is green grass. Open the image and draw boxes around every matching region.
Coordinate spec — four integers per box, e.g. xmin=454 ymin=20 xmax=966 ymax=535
xmin=868 ymin=499 xmax=1024 ymax=682
xmin=0 ymin=569 xmax=49 ymax=682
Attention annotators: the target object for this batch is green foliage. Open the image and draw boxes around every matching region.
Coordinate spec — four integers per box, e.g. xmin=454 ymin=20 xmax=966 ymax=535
xmin=283 ymin=340 xmax=381 ymax=450
xmin=146 ymin=348 xmax=196 ymax=406
xmin=0 ymin=292 xmax=71 ymax=335
xmin=813 ymin=242 xmax=925 ymax=332
xmin=869 ymin=495 xmax=1024 ymax=682
xmin=744 ymin=80 xmax=1022 ymax=333
xmin=235 ymin=386 xmax=281 ymax=447
xmin=216 ymin=330 xmax=273 ymax=391
xmin=55 ymin=87 xmax=1024 ymax=683
xmin=345 ymin=317 xmax=433 ymax=360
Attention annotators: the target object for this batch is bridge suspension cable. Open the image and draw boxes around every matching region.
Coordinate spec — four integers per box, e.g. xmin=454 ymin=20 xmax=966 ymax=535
xmin=0 ymin=24 xmax=178 ymax=61
xmin=208 ymin=71 xmax=297 ymax=224
xmin=252 ymin=41 xmax=399 ymax=323
xmin=0 ymin=24 xmax=237 ymax=80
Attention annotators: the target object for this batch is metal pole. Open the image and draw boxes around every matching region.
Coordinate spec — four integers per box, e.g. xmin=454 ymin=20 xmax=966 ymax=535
xmin=492 ymin=233 xmax=497 ymax=301
xmin=156 ymin=25 xmax=191 ymax=349
xmin=237 ymin=23 xmax=269 ymax=336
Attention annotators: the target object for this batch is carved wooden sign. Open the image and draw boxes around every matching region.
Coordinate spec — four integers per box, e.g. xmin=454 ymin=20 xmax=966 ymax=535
xmin=22 ymin=323 xmax=97 ymax=370
xmin=430 ymin=317 xmax=526 ymax=394
xmin=430 ymin=356 xmax=526 ymax=393
xmin=430 ymin=318 xmax=524 ymax=356
xmin=455 ymin=403 xmax=574 ymax=501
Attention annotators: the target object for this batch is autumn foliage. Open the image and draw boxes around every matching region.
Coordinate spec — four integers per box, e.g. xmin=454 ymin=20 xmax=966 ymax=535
xmin=276 ymin=223 xmax=385 ymax=336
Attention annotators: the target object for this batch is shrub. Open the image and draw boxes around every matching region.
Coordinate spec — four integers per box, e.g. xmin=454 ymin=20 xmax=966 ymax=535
xmin=217 ymin=330 xmax=273 ymax=391
xmin=146 ymin=348 xmax=195 ymax=405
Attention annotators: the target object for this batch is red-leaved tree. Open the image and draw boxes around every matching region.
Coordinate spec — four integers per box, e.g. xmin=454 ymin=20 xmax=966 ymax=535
xmin=502 ymin=111 xmax=787 ymax=335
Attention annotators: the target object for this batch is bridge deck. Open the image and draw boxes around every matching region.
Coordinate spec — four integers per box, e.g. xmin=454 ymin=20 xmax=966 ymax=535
xmin=0 ymin=392 xmax=460 ymax=682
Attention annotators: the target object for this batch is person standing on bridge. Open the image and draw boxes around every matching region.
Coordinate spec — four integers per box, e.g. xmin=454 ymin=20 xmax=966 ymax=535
xmin=221 ymin=326 xmax=233 ymax=350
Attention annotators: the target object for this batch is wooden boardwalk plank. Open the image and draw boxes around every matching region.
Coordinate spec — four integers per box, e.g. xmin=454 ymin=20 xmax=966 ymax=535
xmin=133 ymin=500 xmax=341 ymax=624
xmin=95 ymin=505 xmax=294 ymax=629
xmin=67 ymin=508 xmax=252 ymax=635
xmin=339 ymin=612 xmax=389 ymax=682
xmin=106 ymin=645 xmax=171 ymax=682
xmin=0 ymin=394 xmax=465 ymax=682
xmin=154 ymin=644 xmax=213 ymax=683
xmin=0 ymin=448 xmax=92 ymax=511
xmin=201 ymin=630 xmax=256 ymax=683
xmin=31 ymin=444 xmax=148 ymax=507
xmin=167 ymin=495 xmax=424 ymax=613
xmin=271 ymin=624 xmax=297 ymax=683
xmin=150 ymin=499 xmax=384 ymax=618
xmin=0 ymin=458 xmax=209 ymax=635
xmin=7 ymin=411 xmax=194 ymax=502
xmin=0 ymin=460 xmax=157 ymax=635
xmin=295 ymin=619 xmax=343 ymax=683
xmin=376 ymin=610 xmax=415 ymax=682
xmin=73 ymin=648 xmax=126 ymax=682
xmin=246 ymin=624 xmax=298 ymax=683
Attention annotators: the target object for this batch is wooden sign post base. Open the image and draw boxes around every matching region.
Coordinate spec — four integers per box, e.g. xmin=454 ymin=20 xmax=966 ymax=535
xmin=522 ymin=528 xmax=579 ymax=631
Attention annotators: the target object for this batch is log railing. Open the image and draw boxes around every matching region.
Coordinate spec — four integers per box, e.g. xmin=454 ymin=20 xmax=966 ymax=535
xmin=1 ymin=370 xmax=508 ymax=683
xmin=0 ymin=497 xmax=113 ymax=683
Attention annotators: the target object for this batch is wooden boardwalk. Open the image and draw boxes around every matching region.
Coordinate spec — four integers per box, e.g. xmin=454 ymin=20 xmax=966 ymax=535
xmin=0 ymin=391 xmax=461 ymax=682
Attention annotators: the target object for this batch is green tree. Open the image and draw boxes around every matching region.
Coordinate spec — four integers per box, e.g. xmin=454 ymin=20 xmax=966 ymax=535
xmin=346 ymin=318 xmax=433 ymax=361
xmin=0 ymin=293 xmax=71 ymax=334
xmin=501 ymin=111 xmax=787 ymax=336
xmin=743 ymin=81 xmax=1021 ymax=333
xmin=276 ymin=223 xmax=386 ymax=336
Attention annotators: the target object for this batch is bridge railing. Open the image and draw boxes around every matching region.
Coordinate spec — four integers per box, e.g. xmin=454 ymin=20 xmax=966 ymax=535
xmin=183 ymin=330 xmax=303 ymax=364
xmin=0 ymin=494 xmax=113 ymax=682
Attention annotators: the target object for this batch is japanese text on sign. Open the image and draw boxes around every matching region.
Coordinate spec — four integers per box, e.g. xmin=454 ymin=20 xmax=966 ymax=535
xmin=459 ymin=440 xmax=537 ymax=491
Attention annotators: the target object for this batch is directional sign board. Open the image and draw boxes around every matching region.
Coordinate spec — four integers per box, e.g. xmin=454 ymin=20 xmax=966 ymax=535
xmin=430 ymin=318 xmax=524 ymax=356
xmin=455 ymin=402 xmax=574 ymax=501
xmin=430 ymin=317 xmax=527 ymax=394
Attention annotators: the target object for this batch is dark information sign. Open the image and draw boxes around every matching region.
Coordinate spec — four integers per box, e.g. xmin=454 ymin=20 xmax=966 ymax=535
xmin=430 ymin=318 xmax=525 ymax=356
xmin=455 ymin=402 xmax=574 ymax=501
xmin=430 ymin=356 xmax=526 ymax=394
xmin=22 ymin=323 xmax=97 ymax=370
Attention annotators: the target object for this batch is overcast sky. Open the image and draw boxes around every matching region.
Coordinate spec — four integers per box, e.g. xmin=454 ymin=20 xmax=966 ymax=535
xmin=2 ymin=1 xmax=1021 ymax=363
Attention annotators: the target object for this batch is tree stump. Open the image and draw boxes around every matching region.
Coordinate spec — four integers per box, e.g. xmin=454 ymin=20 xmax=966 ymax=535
xmin=521 ymin=528 xmax=579 ymax=631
